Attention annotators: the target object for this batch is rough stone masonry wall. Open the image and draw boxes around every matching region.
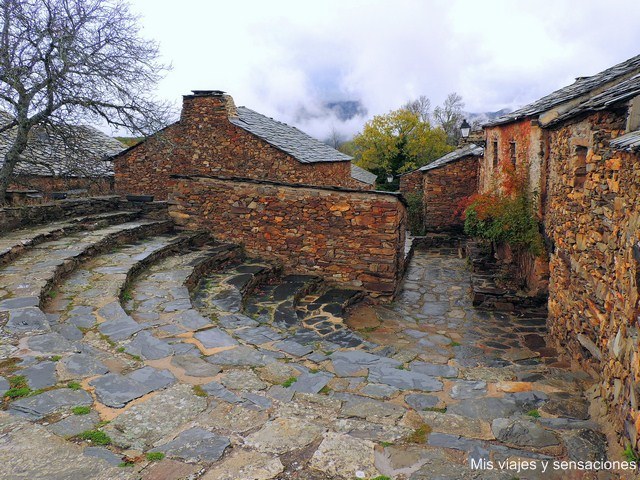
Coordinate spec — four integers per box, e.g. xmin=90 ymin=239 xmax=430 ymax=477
xmin=545 ymin=109 xmax=640 ymax=449
xmin=423 ymin=156 xmax=478 ymax=231
xmin=399 ymin=170 xmax=423 ymax=198
xmin=169 ymin=175 xmax=407 ymax=298
xmin=115 ymin=95 xmax=364 ymax=200
xmin=9 ymin=175 xmax=114 ymax=197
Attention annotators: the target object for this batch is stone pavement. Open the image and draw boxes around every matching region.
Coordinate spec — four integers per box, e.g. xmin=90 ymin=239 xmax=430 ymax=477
xmin=0 ymin=225 xmax=630 ymax=480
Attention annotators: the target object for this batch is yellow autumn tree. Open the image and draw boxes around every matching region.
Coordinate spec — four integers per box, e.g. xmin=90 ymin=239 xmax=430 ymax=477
xmin=351 ymin=108 xmax=452 ymax=188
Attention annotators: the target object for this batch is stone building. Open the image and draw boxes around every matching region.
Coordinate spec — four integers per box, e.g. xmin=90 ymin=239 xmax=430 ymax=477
xmin=542 ymin=73 xmax=640 ymax=451
xmin=478 ymin=55 xmax=640 ymax=450
xmin=0 ymin=111 xmax=125 ymax=198
xmin=113 ymin=91 xmax=375 ymax=199
xmin=399 ymin=144 xmax=483 ymax=231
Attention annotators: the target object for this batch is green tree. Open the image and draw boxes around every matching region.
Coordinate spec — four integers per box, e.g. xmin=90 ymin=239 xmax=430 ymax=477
xmin=351 ymin=108 xmax=451 ymax=189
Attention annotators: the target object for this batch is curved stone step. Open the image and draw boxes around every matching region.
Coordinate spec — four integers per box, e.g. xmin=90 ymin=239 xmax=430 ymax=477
xmin=0 ymin=210 xmax=142 ymax=267
xmin=0 ymin=219 xmax=171 ymax=352
xmin=192 ymin=259 xmax=280 ymax=316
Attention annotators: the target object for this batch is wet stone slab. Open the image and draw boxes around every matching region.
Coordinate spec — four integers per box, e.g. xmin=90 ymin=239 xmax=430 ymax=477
xmin=154 ymin=427 xmax=230 ymax=463
xmin=9 ymin=388 xmax=93 ymax=420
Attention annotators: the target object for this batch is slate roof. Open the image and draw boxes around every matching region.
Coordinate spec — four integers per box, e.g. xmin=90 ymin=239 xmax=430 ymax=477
xmin=546 ymin=73 xmax=640 ymax=126
xmin=0 ymin=111 xmax=125 ymax=177
xmin=610 ymin=130 xmax=640 ymax=152
xmin=350 ymin=164 xmax=377 ymax=185
xmin=485 ymin=54 xmax=640 ymax=127
xmin=230 ymin=107 xmax=352 ymax=164
xmin=418 ymin=144 xmax=483 ymax=172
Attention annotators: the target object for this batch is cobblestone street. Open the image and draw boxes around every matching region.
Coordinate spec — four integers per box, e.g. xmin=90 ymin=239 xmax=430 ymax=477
xmin=0 ymin=224 xmax=627 ymax=479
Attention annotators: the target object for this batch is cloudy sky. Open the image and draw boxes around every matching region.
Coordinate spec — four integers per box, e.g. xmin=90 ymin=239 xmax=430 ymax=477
xmin=128 ymin=0 xmax=640 ymax=140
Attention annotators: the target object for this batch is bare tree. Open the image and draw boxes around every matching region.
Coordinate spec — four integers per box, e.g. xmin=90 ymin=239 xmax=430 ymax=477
xmin=433 ymin=92 xmax=465 ymax=146
xmin=0 ymin=0 xmax=172 ymax=201
xmin=403 ymin=95 xmax=431 ymax=123
xmin=325 ymin=125 xmax=345 ymax=150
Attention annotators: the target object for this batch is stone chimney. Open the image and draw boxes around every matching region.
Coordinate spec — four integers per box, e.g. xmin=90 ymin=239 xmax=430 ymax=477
xmin=180 ymin=90 xmax=238 ymax=123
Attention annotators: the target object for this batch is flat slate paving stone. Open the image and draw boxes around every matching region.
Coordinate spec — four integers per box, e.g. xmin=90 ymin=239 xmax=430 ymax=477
xmin=368 ymin=366 xmax=443 ymax=392
xmin=194 ymin=328 xmax=238 ymax=349
xmin=450 ymin=380 xmax=488 ymax=399
xmin=0 ymin=296 xmax=39 ymax=310
xmin=60 ymin=353 xmax=109 ymax=378
xmin=288 ymin=372 xmax=333 ymax=394
xmin=48 ymin=411 xmax=100 ymax=437
xmin=125 ymin=330 xmax=173 ymax=360
xmin=234 ymin=326 xmax=283 ymax=345
xmin=273 ymin=339 xmax=314 ymax=357
xmin=127 ymin=366 xmax=176 ymax=391
xmin=360 ymin=383 xmax=399 ymax=399
xmin=448 ymin=397 xmax=521 ymax=420
xmin=89 ymin=373 xmax=150 ymax=408
xmin=491 ymin=418 xmax=560 ymax=447
xmin=330 ymin=350 xmax=401 ymax=377
xmin=201 ymin=381 xmax=242 ymax=403
xmin=6 ymin=307 xmax=51 ymax=333
xmin=26 ymin=332 xmax=74 ymax=354
xmin=218 ymin=313 xmax=259 ymax=329
xmin=211 ymin=288 xmax=242 ymax=312
xmin=22 ymin=361 xmax=58 ymax=389
xmin=177 ymin=309 xmax=212 ymax=330
xmin=104 ymin=384 xmax=208 ymax=450
xmin=0 ymin=376 xmax=9 ymax=396
xmin=9 ymin=388 xmax=92 ymax=420
xmin=55 ymin=324 xmax=84 ymax=341
xmin=154 ymin=427 xmax=230 ymax=463
xmin=83 ymin=446 xmax=124 ymax=467
xmin=206 ymin=346 xmax=272 ymax=367
xmin=97 ymin=316 xmax=144 ymax=342
xmin=241 ymin=392 xmax=273 ymax=410
xmin=68 ymin=313 xmax=96 ymax=328
xmin=171 ymin=354 xmax=221 ymax=377
xmin=409 ymin=361 xmax=459 ymax=378
xmin=405 ymin=393 xmax=441 ymax=410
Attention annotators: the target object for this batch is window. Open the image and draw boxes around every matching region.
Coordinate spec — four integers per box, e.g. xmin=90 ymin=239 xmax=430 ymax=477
xmin=492 ymin=140 xmax=498 ymax=168
xmin=573 ymin=146 xmax=587 ymax=189
xmin=509 ymin=141 xmax=517 ymax=167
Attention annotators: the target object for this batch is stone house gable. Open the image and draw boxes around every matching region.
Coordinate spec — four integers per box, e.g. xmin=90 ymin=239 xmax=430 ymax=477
xmin=113 ymin=91 xmax=374 ymax=199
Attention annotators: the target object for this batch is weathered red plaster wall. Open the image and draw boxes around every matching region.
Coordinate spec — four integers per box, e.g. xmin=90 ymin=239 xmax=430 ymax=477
xmin=423 ymin=156 xmax=479 ymax=231
xmin=115 ymin=95 xmax=364 ymax=200
xmin=169 ymin=175 xmax=407 ymax=298
xmin=545 ymin=109 xmax=640 ymax=449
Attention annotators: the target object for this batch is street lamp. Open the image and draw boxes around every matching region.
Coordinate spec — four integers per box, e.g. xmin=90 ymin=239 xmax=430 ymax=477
xmin=460 ymin=119 xmax=471 ymax=139
xmin=386 ymin=173 xmax=394 ymax=183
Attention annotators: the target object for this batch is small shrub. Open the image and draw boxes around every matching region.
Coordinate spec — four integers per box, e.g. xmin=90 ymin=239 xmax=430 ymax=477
xmin=145 ymin=452 xmax=165 ymax=461
xmin=78 ymin=430 xmax=111 ymax=445
xmin=406 ymin=423 xmax=431 ymax=444
xmin=192 ymin=385 xmax=207 ymax=397
xmin=72 ymin=406 xmax=91 ymax=415
xmin=405 ymin=192 xmax=425 ymax=236
xmin=623 ymin=444 xmax=640 ymax=462
xmin=282 ymin=377 xmax=298 ymax=388
xmin=526 ymin=409 xmax=541 ymax=418
xmin=8 ymin=375 xmax=27 ymax=389
xmin=5 ymin=387 xmax=31 ymax=398
xmin=51 ymin=355 xmax=62 ymax=362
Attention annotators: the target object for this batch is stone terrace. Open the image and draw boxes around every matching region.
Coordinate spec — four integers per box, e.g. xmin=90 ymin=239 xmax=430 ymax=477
xmin=0 ymin=203 xmax=629 ymax=479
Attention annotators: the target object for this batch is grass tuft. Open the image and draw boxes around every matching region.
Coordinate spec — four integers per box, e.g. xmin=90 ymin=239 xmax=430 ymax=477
xmin=526 ymin=409 xmax=541 ymax=418
xmin=67 ymin=381 xmax=82 ymax=391
xmin=72 ymin=406 xmax=91 ymax=415
xmin=281 ymin=377 xmax=298 ymax=388
xmin=192 ymin=385 xmax=207 ymax=397
xmin=145 ymin=452 xmax=165 ymax=461
xmin=78 ymin=430 xmax=111 ymax=445
xmin=406 ymin=424 xmax=432 ymax=444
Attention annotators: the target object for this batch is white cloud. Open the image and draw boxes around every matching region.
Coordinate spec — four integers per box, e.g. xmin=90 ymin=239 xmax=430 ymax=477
xmin=126 ymin=0 xmax=640 ymax=140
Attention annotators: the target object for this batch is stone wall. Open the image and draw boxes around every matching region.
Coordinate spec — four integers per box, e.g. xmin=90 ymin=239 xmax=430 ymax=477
xmin=424 ymin=156 xmax=479 ymax=231
xmin=169 ymin=175 xmax=407 ymax=298
xmin=114 ymin=94 xmax=364 ymax=200
xmin=9 ymin=175 xmax=114 ymax=198
xmin=0 ymin=196 xmax=167 ymax=232
xmin=545 ymin=109 xmax=640 ymax=449
xmin=399 ymin=170 xmax=423 ymax=199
